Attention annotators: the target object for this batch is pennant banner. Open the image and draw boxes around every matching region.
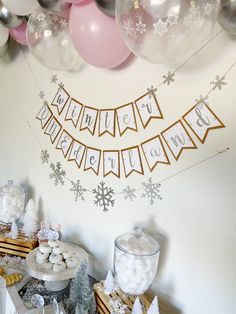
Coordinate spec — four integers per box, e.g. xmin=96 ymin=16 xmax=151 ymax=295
xmin=37 ymin=102 xmax=225 ymax=178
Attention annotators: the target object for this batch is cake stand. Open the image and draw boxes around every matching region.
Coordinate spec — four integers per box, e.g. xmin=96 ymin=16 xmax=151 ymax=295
xmin=25 ymin=243 xmax=88 ymax=292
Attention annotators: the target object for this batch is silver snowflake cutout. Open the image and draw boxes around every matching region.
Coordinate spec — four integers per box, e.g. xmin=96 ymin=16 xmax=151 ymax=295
xmin=147 ymin=85 xmax=157 ymax=99
xmin=70 ymin=180 xmax=86 ymax=201
xmin=163 ymin=71 xmax=175 ymax=85
xmin=50 ymin=74 xmax=58 ymax=84
xmin=136 ymin=19 xmax=146 ymax=34
xmin=58 ymin=81 xmax=64 ymax=89
xmin=210 ymin=75 xmax=227 ymax=91
xmin=142 ymin=177 xmax=162 ymax=205
xmin=153 ymin=19 xmax=168 ymax=36
xmin=122 ymin=186 xmax=136 ymax=202
xmin=92 ymin=181 xmax=115 ymax=212
xmin=167 ymin=14 xmax=179 ymax=26
xmin=195 ymin=94 xmax=209 ymax=108
xmin=49 ymin=162 xmax=66 ymax=186
xmin=39 ymin=90 xmax=45 ymax=99
xmin=40 ymin=150 xmax=50 ymax=164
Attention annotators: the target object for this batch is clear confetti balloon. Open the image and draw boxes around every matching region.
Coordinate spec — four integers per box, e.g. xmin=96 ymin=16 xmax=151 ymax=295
xmin=26 ymin=8 xmax=81 ymax=70
xmin=116 ymin=0 xmax=219 ymax=64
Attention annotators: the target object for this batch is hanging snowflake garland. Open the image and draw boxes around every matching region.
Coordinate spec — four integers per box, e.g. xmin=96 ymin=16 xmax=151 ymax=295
xmin=70 ymin=180 xmax=86 ymax=201
xmin=122 ymin=186 xmax=136 ymax=202
xmin=163 ymin=72 xmax=175 ymax=85
xmin=40 ymin=150 xmax=50 ymax=164
xmin=93 ymin=182 xmax=115 ymax=212
xmin=210 ymin=75 xmax=227 ymax=91
xmin=142 ymin=178 xmax=162 ymax=205
xmin=49 ymin=162 xmax=66 ymax=186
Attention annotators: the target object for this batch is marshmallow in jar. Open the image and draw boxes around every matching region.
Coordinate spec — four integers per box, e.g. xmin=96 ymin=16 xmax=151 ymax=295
xmin=0 ymin=180 xmax=25 ymax=224
xmin=114 ymin=228 xmax=160 ymax=295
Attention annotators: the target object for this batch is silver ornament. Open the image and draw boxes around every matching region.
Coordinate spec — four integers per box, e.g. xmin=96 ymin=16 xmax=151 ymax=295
xmin=0 ymin=36 xmax=9 ymax=57
xmin=95 ymin=0 xmax=115 ymax=17
xmin=218 ymin=0 xmax=236 ymax=35
xmin=37 ymin=0 xmax=70 ymax=14
xmin=0 ymin=1 xmax=23 ymax=29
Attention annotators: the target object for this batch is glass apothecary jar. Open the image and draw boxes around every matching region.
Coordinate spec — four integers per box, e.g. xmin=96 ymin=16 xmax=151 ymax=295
xmin=114 ymin=228 xmax=160 ymax=295
xmin=0 ymin=180 xmax=25 ymax=224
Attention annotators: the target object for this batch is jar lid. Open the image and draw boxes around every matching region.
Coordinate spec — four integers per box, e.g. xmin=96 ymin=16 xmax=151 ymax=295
xmin=115 ymin=227 xmax=160 ymax=256
xmin=0 ymin=180 xmax=25 ymax=196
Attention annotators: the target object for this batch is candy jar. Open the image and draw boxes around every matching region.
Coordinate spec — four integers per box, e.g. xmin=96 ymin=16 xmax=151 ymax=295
xmin=0 ymin=180 xmax=25 ymax=224
xmin=114 ymin=228 xmax=160 ymax=295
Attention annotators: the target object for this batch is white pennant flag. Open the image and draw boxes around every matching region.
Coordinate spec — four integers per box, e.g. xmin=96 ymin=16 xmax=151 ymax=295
xmin=36 ymin=104 xmax=53 ymax=129
xmin=183 ymin=104 xmax=225 ymax=144
xmin=68 ymin=139 xmax=86 ymax=169
xmin=103 ymin=150 xmax=120 ymax=178
xmin=56 ymin=130 xmax=73 ymax=158
xmin=65 ymin=98 xmax=83 ymax=128
xmin=80 ymin=106 xmax=99 ymax=135
xmin=99 ymin=109 xmax=116 ymax=137
xmin=44 ymin=117 xmax=62 ymax=144
xmin=161 ymin=120 xmax=197 ymax=160
xmin=141 ymin=135 xmax=170 ymax=172
xmin=121 ymin=146 xmax=144 ymax=177
xmin=116 ymin=103 xmax=138 ymax=136
xmin=51 ymin=87 xmax=70 ymax=115
xmin=84 ymin=147 xmax=101 ymax=175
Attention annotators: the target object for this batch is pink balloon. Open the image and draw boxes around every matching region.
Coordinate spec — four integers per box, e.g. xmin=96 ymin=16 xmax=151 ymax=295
xmin=10 ymin=21 xmax=27 ymax=46
xmin=69 ymin=1 xmax=131 ymax=69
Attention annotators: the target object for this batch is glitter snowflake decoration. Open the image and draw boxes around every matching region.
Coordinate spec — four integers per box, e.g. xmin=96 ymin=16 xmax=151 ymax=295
xmin=109 ymin=298 xmax=128 ymax=314
xmin=136 ymin=19 xmax=146 ymax=35
xmin=58 ymin=82 xmax=64 ymax=89
xmin=92 ymin=181 xmax=115 ymax=212
xmin=37 ymin=13 xmax=46 ymax=22
xmin=153 ymin=19 xmax=168 ymax=36
xmin=38 ymin=90 xmax=45 ymax=99
xmin=147 ymin=85 xmax=157 ymax=99
xmin=49 ymin=162 xmax=66 ymax=186
xmin=167 ymin=14 xmax=179 ymax=26
xmin=195 ymin=94 xmax=209 ymax=108
xmin=163 ymin=71 xmax=175 ymax=85
xmin=123 ymin=19 xmax=134 ymax=36
xmin=40 ymin=150 xmax=50 ymax=164
xmin=50 ymin=74 xmax=58 ymax=84
xmin=210 ymin=75 xmax=227 ymax=91
xmin=122 ymin=185 xmax=136 ymax=202
xmin=70 ymin=180 xmax=86 ymax=201
xmin=142 ymin=178 xmax=162 ymax=205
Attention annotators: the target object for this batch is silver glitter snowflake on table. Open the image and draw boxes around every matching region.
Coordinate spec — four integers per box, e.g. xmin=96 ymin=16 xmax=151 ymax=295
xmin=93 ymin=181 xmax=115 ymax=212
xmin=38 ymin=90 xmax=45 ymax=99
xmin=50 ymin=74 xmax=58 ymax=84
xmin=153 ymin=19 xmax=168 ymax=36
xmin=163 ymin=71 xmax=175 ymax=85
xmin=70 ymin=180 xmax=86 ymax=201
xmin=142 ymin=178 xmax=162 ymax=205
xmin=195 ymin=94 xmax=209 ymax=108
xmin=147 ymin=85 xmax=157 ymax=99
xmin=122 ymin=185 xmax=136 ymax=202
xmin=40 ymin=150 xmax=50 ymax=164
xmin=210 ymin=75 xmax=227 ymax=91
xmin=109 ymin=298 xmax=128 ymax=314
xmin=49 ymin=162 xmax=66 ymax=186
xmin=136 ymin=19 xmax=146 ymax=34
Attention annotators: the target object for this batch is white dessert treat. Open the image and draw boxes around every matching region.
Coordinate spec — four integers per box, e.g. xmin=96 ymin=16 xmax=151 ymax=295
xmin=36 ymin=251 xmax=49 ymax=264
xmin=41 ymin=262 xmax=53 ymax=270
xmin=49 ymin=253 xmax=63 ymax=264
xmin=39 ymin=243 xmax=52 ymax=254
xmin=53 ymin=261 xmax=66 ymax=272
xmin=66 ymin=257 xmax=78 ymax=268
xmin=48 ymin=239 xmax=60 ymax=248
xmin=62 ymin=249 xmax=72 ymax=260
xmin=52 ymin=243 xmax=64 ymax=254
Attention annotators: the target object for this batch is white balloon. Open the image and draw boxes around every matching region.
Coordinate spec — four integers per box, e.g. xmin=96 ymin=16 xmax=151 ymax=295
xmin=2 ymin=0 xmax=39 ymax=16
xmin=0 ymin=24 xmax=9 ymax=46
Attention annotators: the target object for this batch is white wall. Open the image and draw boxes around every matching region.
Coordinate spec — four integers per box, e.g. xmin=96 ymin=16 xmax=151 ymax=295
xmin=0 ymin=32 xmax=236 ymax=314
